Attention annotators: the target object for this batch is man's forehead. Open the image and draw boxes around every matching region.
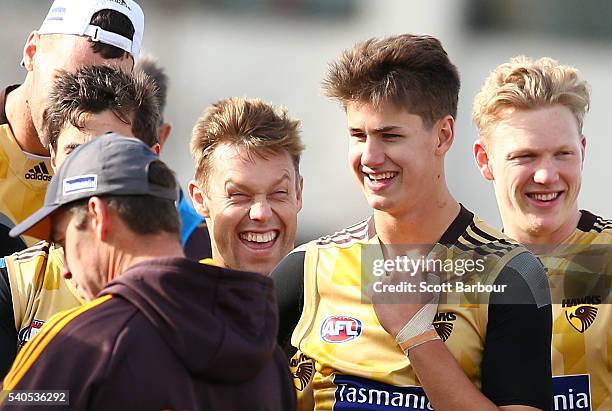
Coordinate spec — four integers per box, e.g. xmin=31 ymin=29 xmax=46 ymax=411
xmin=209 ymin=145 xmax=295 ymax=188
xmin=60 ymin=111 xmax=133 ymax=140
xmin=213 ymin=143 xmax=294 ymax=166
xmin=42 ymin=34 xmax=133 ymax=71
xmin=223 ymin=171 xmax=292 ymax=188
xmin=489 ymin=112 xmax=581 ymax=152
xmin=346 ymin=101 xmax=422 ymax=128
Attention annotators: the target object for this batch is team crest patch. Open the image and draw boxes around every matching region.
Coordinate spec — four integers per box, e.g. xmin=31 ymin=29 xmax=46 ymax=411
xmin=289 ymin=352 xmax=314 ymax=391
xmin=565 ymin=305 xmax=598 ymax=333
xmin=63 ymin=174 xmax=97 ymax=196
xmin=321 ymin=316 xmax=362 ymax=343
xmin=17 ymin=319 xmax=45 ymax=347
xmin=433 ymin=311 xmax=456 ymax=341
xmin=552 ymin=374 xmax=591 ymax=410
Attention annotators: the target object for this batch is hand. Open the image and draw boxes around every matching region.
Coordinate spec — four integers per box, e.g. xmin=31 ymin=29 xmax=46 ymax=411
xmin=368 ymin=245 xmax=440 ymax=339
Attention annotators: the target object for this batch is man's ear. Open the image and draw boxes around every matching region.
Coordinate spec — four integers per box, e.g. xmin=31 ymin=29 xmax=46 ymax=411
xmin=434 ymin=115 xmax=455 ymax=156
xmin=88 ymin=197 xmax=110 ymax=241
xmin=474 ymin=139 xmax=494 ymax=181
xmin=150 ymin=143 xmax=161 ymax=156
xmin=296 ymin=175 xmax=304 ymax=212
xmin=188 ymin=180 xmax=210 ymax=218
xmin=22 ymin=31 xmax=40 ymax=72
xmin=580 ymin=134 xmax=587 ymax=169
xmin=156 ymin=123 xmax=172 ymax=151
xmin=50 ymin=145 xmax=58 ymax=171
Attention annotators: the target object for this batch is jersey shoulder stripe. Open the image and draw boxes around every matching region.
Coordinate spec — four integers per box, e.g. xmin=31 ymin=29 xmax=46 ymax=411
xmin=454 ymin=217 xmax=523 ymax=259
xmin=446 ymin=215 xmax=532 ymax=284
xmin=577 ymin=209 xmax=612 ymax=234
xmin=593 ymin=215 xmax=612 ymax=233
xmin=3 ymin=295 xmax=112 ymax=391
xmin=315 ymin=217 xmax=370 ymax=248
xmin=10 ymin=241 xmax=50 ymax=263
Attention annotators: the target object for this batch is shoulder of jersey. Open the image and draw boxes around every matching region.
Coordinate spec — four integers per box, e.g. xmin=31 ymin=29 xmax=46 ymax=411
xmin=7 ymin=240 xmax=51 ymax=263
xmin=313 ymin=217 xmax=371 ymax=249
xmin=456 ymin=216 xmax=525 ymax=258
xmin=590 ymin=214 xmax=612 ymax=235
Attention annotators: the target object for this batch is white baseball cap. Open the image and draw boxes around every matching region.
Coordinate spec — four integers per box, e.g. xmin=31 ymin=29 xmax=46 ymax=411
xmin=37 ymin=0 xmax=144 ymax=59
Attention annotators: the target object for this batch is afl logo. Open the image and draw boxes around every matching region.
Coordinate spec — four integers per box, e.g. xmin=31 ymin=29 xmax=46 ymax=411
xmin=320 ymin=316 xmax=362 ymax=343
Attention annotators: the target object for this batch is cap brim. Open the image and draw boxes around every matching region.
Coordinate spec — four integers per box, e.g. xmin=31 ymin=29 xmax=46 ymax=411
xmin=9 ymin=204 xmax=61 ymax=241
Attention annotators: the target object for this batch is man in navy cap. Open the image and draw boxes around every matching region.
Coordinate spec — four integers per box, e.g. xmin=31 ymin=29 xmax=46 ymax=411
xmin=2 ymin=134 xmax=295 ymax=411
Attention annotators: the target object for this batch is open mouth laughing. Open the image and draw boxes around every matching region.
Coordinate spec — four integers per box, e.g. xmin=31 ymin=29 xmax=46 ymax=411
xmin=238 ymin=230 xmax=279 ymax=250
xmin=363 ymin=170 xmax=399 ymax=191
xmin=525 ymin=191 xmax=564 ymax=207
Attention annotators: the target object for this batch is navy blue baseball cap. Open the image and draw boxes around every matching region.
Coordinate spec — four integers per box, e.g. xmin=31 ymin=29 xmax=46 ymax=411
xmin=10 ymin=133 xmax=177 ymax=241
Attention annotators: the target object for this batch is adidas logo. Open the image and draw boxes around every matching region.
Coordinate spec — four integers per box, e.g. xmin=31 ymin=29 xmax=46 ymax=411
xmin=25 ymin=162 xmax=52 ymax=181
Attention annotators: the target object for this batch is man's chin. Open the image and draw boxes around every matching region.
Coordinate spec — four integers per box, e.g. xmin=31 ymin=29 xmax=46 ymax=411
xmin=239 ymin=261 xmax=275 ymax=276
xmin=366 ymin=195 xmax=395 ymax=212
xmin=523 ymin=216 xmax=562 ymax=238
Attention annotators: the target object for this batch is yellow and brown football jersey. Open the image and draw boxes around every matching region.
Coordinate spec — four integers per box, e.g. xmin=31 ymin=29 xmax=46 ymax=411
xmin=3 ymin=242 xmax=82 ymax=351
xmin=0 ymin=87 xmax=52 ymax=247
xmin=275 ymin=206 xmax=552 ymax=410
xmin=540 ymin=210 xmax=611 ymax=411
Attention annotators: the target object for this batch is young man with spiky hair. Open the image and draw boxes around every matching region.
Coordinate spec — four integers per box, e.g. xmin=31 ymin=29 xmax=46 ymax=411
xmin=188 ymin=97 xmax=304 ymax=276
xmin=0 ymin=0 xmax=144 ymax=248
xmin=473 ymin=56 xmax=611 ymax=410
xmin=272 ymin=34 xmax=552 ymax=410
xmin=0 ymin=65 xmax=158 ymax=377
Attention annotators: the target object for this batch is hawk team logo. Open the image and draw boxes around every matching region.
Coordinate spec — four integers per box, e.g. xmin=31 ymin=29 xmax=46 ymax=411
xmin=289 ymin=352 xmax=314 ymax=391
xmin=24 ymin=162 xmax=52 ymax=181
xmin=320 ymin=316 xmax=362 ymax=343
xmin=17 ymin=319 xmax=45 ymax=347
xmin=565 ymin=305 xmax=598 ymax=333
xmin=433 ymin=311 xmax=456 ymax=341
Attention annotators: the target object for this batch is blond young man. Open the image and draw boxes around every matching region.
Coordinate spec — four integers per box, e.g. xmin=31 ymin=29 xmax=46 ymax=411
xmin=473 ymin=56 xmax=611 ymax=411
xmin=0 ymin=65 xmax=158 ymax=377
xmin=189 ymin=97 xmax=304 ymax=275
xmin=0 ymin=0 xmax=144 ymax=248
xmin=272 ymin=34 xmax=552 ymax=411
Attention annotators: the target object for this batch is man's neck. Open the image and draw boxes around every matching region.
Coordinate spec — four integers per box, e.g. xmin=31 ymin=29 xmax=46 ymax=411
xmin=108 ymin=233 xmax=185 ymax=282
xmin=374 ymin=191 xmax=460 ymax=245
xmin=504 ymin=210 xmax=581 ymax=246
xmin=5 ymin=84 xmax=49 ymax=156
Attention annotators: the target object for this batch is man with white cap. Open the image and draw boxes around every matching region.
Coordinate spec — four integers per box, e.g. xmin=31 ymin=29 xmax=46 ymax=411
xmin=1 ymin=134 xmax=296 ymax=411
xmin=0 ymin=0 xmax=144 ymax=248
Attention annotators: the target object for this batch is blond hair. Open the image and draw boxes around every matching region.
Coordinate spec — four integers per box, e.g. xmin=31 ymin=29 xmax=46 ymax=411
xmin=473 ymin=56 xmax=590 ymax=139
xmin=190 ymin=97 xmax=304 ymax=187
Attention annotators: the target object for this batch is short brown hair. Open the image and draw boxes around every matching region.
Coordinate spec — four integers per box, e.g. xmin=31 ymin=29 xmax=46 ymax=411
xmin=322 ymin=34 xmax=460 ymax=127
xmin=473 ymin=56 xmax=590 ymax=139
xmin=190 ymin=97 xmax=304 ymax=188
xmin=44 ymin=65 xmax=159 ymax=150
xmin=135 ymin=55 xmax=168 ymax=126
